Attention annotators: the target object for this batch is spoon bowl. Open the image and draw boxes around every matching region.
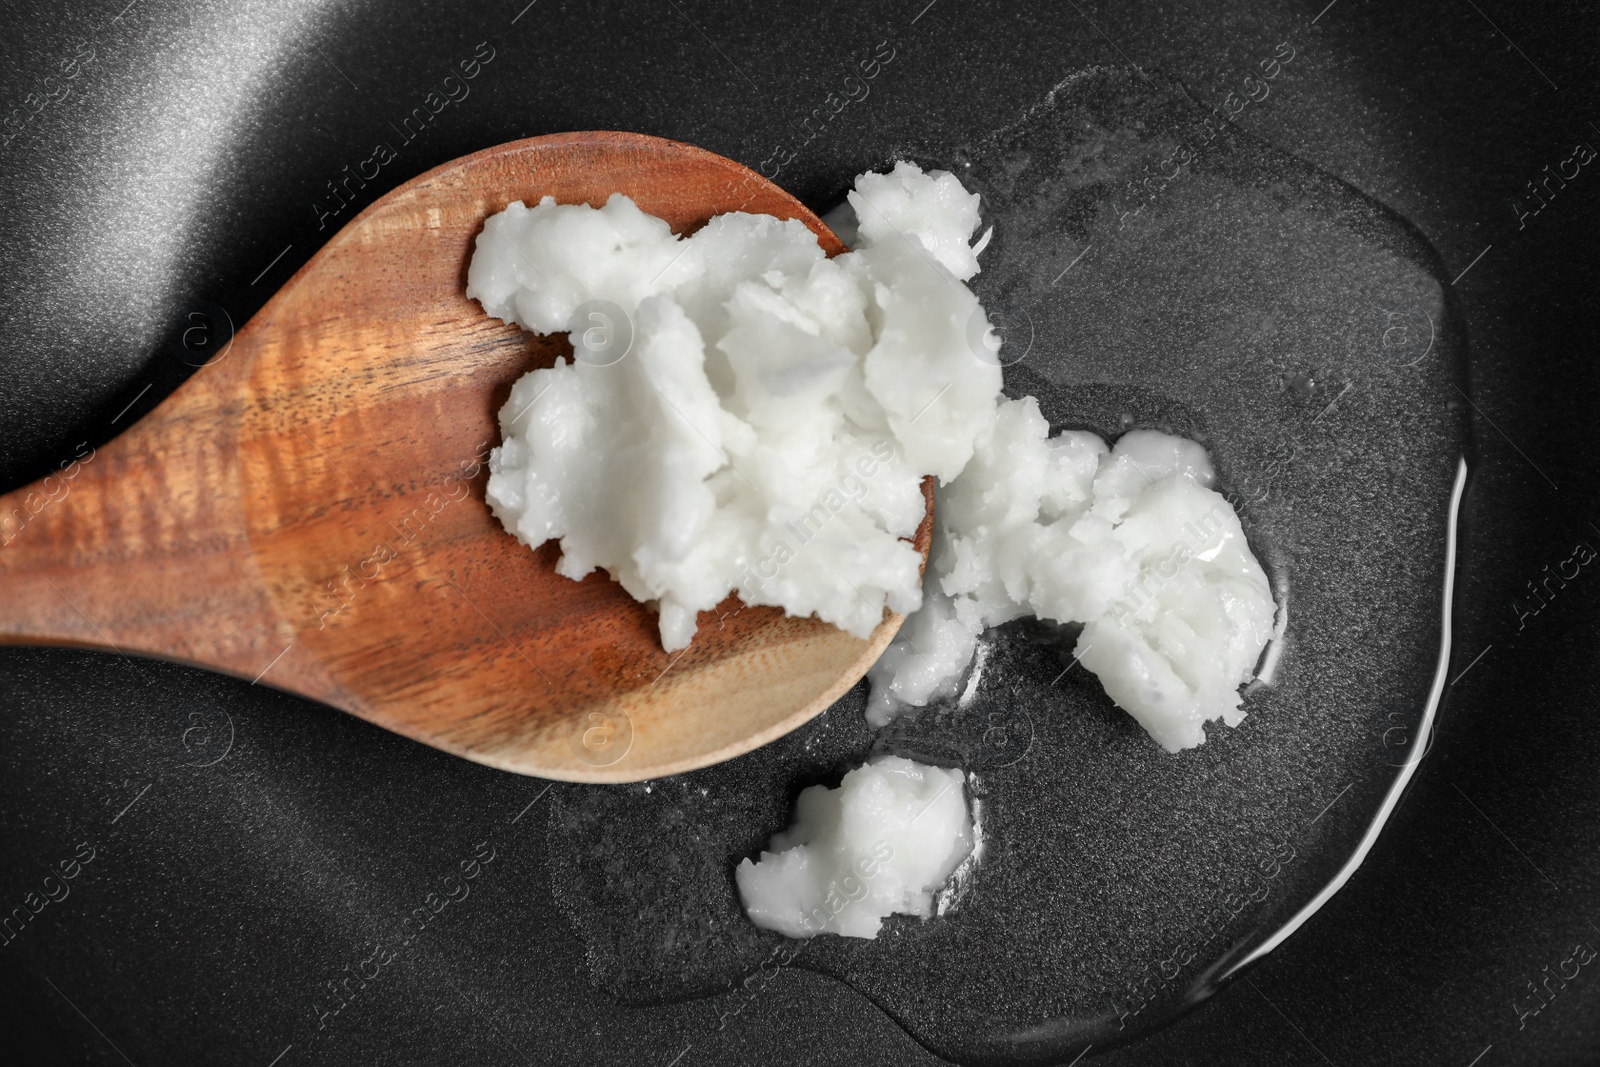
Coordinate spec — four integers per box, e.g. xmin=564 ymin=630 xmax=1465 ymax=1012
xmin=0 ymin=131 xmax=931 ymax=783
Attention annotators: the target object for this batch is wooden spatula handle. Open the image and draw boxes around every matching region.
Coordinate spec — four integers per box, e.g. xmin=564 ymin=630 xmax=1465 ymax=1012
xmin=0 ymin=358 xmax=291 ymax=682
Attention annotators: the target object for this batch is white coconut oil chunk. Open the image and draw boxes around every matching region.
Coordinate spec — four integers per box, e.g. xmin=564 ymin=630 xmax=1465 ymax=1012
xmin=467 ymin=161 xmax=998 ymax=651
xmin=736 ymin=756 xmax=973 ymax=939
xmin=466 ymin=159 xmax=1277 ymax=752
xmin=869 ymin=410 xmax=1278 ymax=752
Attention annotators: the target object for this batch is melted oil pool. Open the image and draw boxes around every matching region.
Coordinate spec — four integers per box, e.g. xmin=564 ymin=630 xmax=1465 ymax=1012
xmin=544 ymin=67 xmax=1466 ymax=1064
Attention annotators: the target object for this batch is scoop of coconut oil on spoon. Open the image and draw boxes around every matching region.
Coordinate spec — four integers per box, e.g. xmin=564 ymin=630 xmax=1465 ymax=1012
xmin=0 ymin=131 xmax=931 ymax=785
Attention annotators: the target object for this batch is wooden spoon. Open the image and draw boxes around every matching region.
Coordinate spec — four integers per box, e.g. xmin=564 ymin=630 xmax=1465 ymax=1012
xmin=0 ymin=131 xmax=931 ymax=783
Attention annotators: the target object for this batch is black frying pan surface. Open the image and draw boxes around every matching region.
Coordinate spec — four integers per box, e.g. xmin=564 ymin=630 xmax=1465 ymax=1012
xmin=1 ymin=2 xmax=1596 ymax=1064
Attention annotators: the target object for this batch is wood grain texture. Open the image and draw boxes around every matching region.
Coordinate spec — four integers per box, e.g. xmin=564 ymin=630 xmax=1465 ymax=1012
xmin=0 ymin=131 xmax=931 ymax=782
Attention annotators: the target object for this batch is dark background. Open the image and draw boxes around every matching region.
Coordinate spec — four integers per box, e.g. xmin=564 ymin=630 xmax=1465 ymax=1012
xmin=1 ymin=0 xmax=1597 ymax=1064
